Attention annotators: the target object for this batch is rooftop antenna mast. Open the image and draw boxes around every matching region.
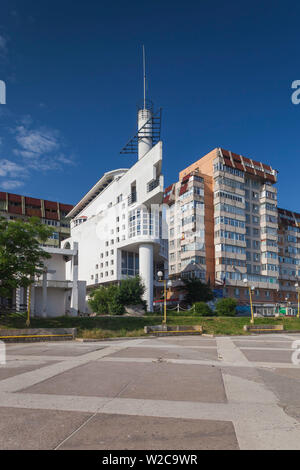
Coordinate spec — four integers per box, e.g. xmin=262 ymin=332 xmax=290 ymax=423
xmin=120 ymin=47 xmax=162 ymax=159
xmin=143 ymin=44 xmax=146 ymax=109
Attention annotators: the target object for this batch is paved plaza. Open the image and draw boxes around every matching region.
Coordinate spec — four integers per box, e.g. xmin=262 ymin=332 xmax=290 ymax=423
xmin=1 ymin=334 xmax=300 ymax=449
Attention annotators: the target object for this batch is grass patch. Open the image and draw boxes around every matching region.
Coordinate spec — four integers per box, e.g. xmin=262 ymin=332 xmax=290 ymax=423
xmin=1 ymin=312 xmax=300 ymax=338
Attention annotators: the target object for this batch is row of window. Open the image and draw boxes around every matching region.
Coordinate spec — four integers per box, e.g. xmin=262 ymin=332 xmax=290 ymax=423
xmin=215 ymin=244 xmax=246 ymax=254
xmin=215 ymin=230 xmax=245 ymax=241
xmin=215 ymin=190 xmax=244 ymax=204
xmin=215 ymin=216 xmax=245 ymax=228
xmin=214 ymin=176 xmax=245 ymax=191
xmin=215 ymin=202 xmax=245 ymax=216
xmin=214 ymin=162 xmax=244 ymax=178
xmin=92 ymin=271 xmax=115 ymax=282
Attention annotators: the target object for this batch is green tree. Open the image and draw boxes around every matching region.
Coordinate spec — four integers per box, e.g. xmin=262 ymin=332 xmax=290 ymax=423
xmin=215 ymin=298 xmax=237 ymax=316
xmin=88 ymin=276 xmax=146 ymax=315
xmin=183 ymin=278 xmax=213 ymax=305
xmin=0 ymin=217 xmax=54 ymax=298
xmin=115 ymin=276 xmax=145 ymax=307
xmin=193 ymin=301 xmax=214 ymax=316
xmin=88 ymin=285 xmax=119 ymax=314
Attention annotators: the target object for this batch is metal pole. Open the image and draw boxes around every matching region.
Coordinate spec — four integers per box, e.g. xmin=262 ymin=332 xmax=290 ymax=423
xmin=26 ymin=285 xmax=31 ymax=327
xmin=163 ymin=279 xmax=167 ymax=324
xmin=143 ymin=45 xmax=146 ymax=110
xmin=249 ymin=287 xmax=254 ymax=324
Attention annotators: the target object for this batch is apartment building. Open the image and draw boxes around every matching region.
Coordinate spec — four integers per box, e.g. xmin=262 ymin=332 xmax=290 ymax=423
xmin=165 ymin=147 xmax=280 ymax=305
xmin=0 ymin=191 xmax=73 ymax=248
xmin=277 ymin=208 xmax=300 ymax=304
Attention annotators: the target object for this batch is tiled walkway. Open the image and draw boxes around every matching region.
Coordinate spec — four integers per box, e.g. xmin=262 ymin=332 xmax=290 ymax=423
xmin=1 ymin=334 xmax=300 ymax=449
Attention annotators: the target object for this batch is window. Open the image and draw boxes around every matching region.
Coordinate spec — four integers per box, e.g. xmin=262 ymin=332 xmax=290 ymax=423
xmin=234 ymin=288 xmax=240 ymax=298
xmin=121 ymin=251 xmax=139 ymax=276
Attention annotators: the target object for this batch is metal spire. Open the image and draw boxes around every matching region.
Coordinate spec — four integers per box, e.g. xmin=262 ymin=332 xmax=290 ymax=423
xmin=143 ymin=45 xmax=146 ymax=109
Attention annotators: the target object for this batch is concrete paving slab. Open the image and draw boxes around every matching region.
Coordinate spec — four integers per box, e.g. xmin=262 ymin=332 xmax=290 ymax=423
xmin=118 ymin=363 xmax=226 ymax=403
xmin=242 ymin=349 xmax=293 ymax=364
xmin=0 ymin=362 xmax=56 ymax=381
xmin=107 ymin=347 xmax=218 ymax=361
xmin=233 ymin=341 xmax=293 ymax=349
xmin=7 ymin=344 xmax=105 ymax=357
xmin=58 ymin=413 xmax=239 ymax=450
xmin=258 ymin=368 xmax=300 ymax=410
xmin=0 ymin=407 xmax=92 ymax=450
xmin=22 ymin=361 xmax=226 ymax=403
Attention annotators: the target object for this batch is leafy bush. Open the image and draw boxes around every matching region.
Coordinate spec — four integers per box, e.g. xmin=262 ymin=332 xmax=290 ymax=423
xmin=88 ymin=285 xmax=118 ymax=314
xmin=215 ymin=298 xmax=237 ymax=316
xmin=108 ymin=299 xmax=125 ymax=315
xmin=116 ymin=276 xmax=145 ymax=306
xmin=88 ymin=276 xmax=145 ymax=315
xmin=193 ymin=302 xmax=214 ymax=316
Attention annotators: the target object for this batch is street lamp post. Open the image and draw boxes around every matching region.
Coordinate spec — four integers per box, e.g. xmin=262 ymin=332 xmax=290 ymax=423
xmin=157 ymin=271 xmax=172 ymax=324
xmin=243 ymin=279 xmax=255 ymax=324
xmin=295 ymin=283 xmax=300 ymax=318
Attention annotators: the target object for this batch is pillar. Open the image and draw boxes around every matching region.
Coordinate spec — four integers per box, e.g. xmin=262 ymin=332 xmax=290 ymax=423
xmin=42 ymin=270 xmax=47 ymax=318
xmin=139 ymin=243 xmax=154 ymax=312
xmin=70 ymin=249 xmax=79 ymax=316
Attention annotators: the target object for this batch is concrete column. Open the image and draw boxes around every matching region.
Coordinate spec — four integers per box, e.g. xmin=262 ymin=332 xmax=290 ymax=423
xmin=42 ymin=271 xmax=47 ymax=318
xmin=139 ymin=243 xmax=154 ymax=312
xmin=70 ymin=250 xmax=79 ymax=316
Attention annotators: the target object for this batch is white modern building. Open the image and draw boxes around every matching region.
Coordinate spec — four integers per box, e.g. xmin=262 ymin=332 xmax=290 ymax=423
xmin=65 ymin=102 xmax=168 ymax=311
xmin=15 ymin=243 xmax=86 ymax=317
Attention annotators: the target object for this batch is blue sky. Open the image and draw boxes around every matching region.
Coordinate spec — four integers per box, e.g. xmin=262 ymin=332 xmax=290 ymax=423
xmin=0 ymin=0 xmax=300 ymax=211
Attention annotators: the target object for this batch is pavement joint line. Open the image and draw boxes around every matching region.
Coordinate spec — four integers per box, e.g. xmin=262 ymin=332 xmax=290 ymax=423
xmin=53 ymin=412 xmax=98 ymax=450
xmin=0 ymin=339 xmax=146 ymax=393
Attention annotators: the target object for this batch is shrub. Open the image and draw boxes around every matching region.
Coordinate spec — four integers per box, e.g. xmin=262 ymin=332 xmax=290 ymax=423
xmin=88 ymin=285 xmax=118 ymax=314
xmin=193 ymin=302 xmax=214 ymax=316
xmin=215 ymin=298 xmax=237 ymax=316
xmin=116 ymin=276 xmax=145 ymax=306
xmin=108 ymin=299 xmax=125 ymax=315
xmin=88 ymin=276 xmax=145 ymax=315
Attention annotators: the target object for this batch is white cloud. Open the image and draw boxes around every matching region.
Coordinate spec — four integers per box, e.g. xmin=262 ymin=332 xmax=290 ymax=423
xmin=15 ymin=126 xmax=60 ymax=156
xmin=12 ymin=121 xmax=76 ymax=172
xmin=0 ymin=159 xmax=25 ymax=177
xmin=0 ymin=180 xmax=24 ymax=190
